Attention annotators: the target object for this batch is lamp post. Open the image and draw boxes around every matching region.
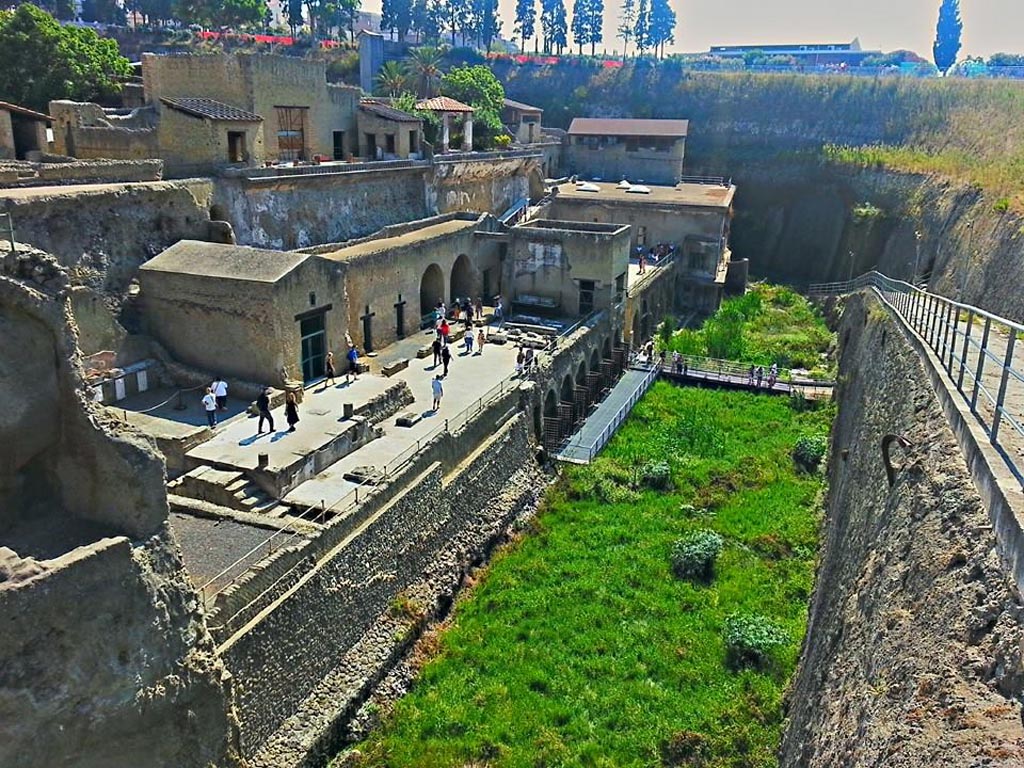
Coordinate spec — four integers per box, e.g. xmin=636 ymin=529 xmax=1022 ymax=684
xmin=912 ymin=230 xmax=922 ymax=285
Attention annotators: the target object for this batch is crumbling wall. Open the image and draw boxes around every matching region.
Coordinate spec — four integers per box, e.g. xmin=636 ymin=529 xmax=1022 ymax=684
xmin=430 ymin=155 xmax=541 ymax=215
xmin=0 ymin=260 xmax=240 ymax=768
xmin=781 ymin=292 xmax=1024 ymax=766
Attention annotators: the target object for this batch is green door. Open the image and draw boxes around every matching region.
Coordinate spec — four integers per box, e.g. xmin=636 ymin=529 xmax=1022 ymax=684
xmin=300 ymin=313 xmax=326 ymax=382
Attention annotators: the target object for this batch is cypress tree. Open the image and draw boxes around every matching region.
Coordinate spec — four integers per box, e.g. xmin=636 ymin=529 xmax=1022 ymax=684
xmin=933 ymin=0 xmax=962 ymax=75
xmin=648 ymin=0 xmax=674 ymax=58
xmin=617 ymin=0 xmax=635 ymax=59
xmin=634 ymin=0 xmax=649 ymax=57
xmin=514 ymin=0 xmax=536 ymax=51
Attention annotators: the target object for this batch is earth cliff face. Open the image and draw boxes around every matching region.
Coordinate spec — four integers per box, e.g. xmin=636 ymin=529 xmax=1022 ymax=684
xmin=0 ymin=257 xmax=240 ymax=768
xmin=780 ymin=292 xmax=1024 ymax=766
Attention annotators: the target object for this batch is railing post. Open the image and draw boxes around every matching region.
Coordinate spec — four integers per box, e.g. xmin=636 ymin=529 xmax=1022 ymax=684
xmin=957 ymin=311 xmax=973 ymax=393
xmin=970 ymin=316 xmax=991 ymax=411
xmin=991 ymin=330 xmax=1017 ymax=443
xmin=928 ymin=296 xmax=940 ymax=349
xmin=943 ymin=302 xmax=956 ymax=373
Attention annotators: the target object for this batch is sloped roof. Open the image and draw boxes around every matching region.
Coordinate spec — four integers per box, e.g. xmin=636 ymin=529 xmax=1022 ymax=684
xmin=359 ymin=101 xmax=422 ymax=123
xmin=160 ymin=97 xmax=263 ymax=122
xmin=0 ymin=101 xmax=51 ymax=122
xmin=503 ymin=98 xmax=543 ymax=113
xmin=140 ymin=240 xmax=307 ymax=284
xmin=568 ymin=118 xmax=689 ymax=138
xmin=415 ymin=96 xmax=475 ymax=113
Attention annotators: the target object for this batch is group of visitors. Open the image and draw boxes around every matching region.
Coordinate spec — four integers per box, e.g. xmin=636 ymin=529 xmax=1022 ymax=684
xmin=514 ymin=345 xmax=538 ymax=377
xmin=201 ymin=374 xmax=299 ymax=435
xmin=201 ymin=376 xmax=230 ymax=428
xmin=747 ymin=362 xmax=779 ymax=389
xmin=635 ymin=243 xmax=676 ymax=275
xmin=254 ymin=387 xmax=298 ymax=434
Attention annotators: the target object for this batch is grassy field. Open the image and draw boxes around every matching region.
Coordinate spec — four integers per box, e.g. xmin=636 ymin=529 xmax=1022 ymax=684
xmin=660 ymin=283 xmax=836 ymax=378
xmin=348 ymin=381 xmax=833 ymax=767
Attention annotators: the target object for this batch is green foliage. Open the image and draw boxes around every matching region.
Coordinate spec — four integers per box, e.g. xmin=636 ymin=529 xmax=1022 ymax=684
xmin=993 ymin=197 xmax=1011 ymax=213
xmin=441 ymin=64 xmax=505 ymax=146
xmin=988 ymin=52 xmax=1024 ymax=67
xmin=933 ymin=0 xmax=963 ymax=75
xmin=792 ymin=434 xmax=828 ymax=471
xmin=702 ymin=306 xmax=746 ymax=359
xmin=513 ymin=0 xmax=537 ymax=48
xmin=852 ymin=201 xmax=884 ymax=221
xmin=724 ymin=613 xmax=789 ymax=668
xmin=173 ymin=0 xmax=266 ymax=28
xmin=350 ymin=383 xmax=832 ymax=766
xmin=658 ymin=314 xmax=676 ymax=347
xmin=0 ymin=5 xmax=131 ymax=112
xmin=493 ymin=133 xmax=512 ymax=148
xmin=671 ymin=529 xmax=724 ymax=581
xmin=406 ymin=46 xmax=444 ymax=98
xmin=642 ymin=459 xmax=672 ymax=490
xmin=374 ymin=60 xmax=407 ymax=97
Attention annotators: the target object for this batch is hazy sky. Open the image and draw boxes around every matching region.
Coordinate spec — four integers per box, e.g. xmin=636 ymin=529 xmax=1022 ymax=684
xmin=362 ymin=0 xmax=1023 ymax=59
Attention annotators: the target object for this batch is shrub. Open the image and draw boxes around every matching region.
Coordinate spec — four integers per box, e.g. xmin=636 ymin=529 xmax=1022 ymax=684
xmin=659 ymin=730 xmax=709 ymax=766
xmin=670 ymin=530 xmax=724 ymax=581
xmin=792 ymin=434 xmax=828 ymax=471
xmin=659 ymin=314 xmax=676 ymax=347
xmin=994 ymin=197 xmax=1011 ymax=213
xmin=642 ymin=460 xmax=673 ymax=490
xmin=493 ymin=134 xmax=513 ymax=148
xmin=724 ymin=613 xmax=788 ymax=668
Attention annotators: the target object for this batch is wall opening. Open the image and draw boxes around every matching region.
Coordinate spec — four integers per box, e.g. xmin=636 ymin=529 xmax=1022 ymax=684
xmin=420 ymin=263 xmax=445 ymax=320
xmin=450 ymin=253 xmax=473 ymax=303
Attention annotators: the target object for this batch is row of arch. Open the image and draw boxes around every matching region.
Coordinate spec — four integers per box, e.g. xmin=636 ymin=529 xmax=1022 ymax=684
xmin=542 ymin=335 xmax=616 ymax=419
xmin=420 ymin=254 xmax=474 ymax=318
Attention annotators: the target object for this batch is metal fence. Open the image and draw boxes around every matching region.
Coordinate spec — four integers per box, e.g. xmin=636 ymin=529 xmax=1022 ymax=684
xmin=810 ymin=271 xmax=1024 ymax=487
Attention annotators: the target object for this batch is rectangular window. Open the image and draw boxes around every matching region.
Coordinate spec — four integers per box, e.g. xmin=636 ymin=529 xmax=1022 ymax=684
xmin=578 ymin=279 xmax=595 ymax=315
xmin=332 ymin=130 xmax=345 ymax=161
xmin=276 ymin=106 xmax=308 ymax=162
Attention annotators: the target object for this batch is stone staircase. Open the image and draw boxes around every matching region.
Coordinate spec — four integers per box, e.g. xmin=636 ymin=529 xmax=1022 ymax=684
xmin=169 ymin=465 xmax=281 ymax=516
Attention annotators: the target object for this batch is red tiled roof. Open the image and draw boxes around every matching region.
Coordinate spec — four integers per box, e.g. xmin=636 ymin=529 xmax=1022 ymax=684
xmin=568 ymin=118 xmax=689 ymax=138
xmin=415 ymin=96 xmax=475 ymax=113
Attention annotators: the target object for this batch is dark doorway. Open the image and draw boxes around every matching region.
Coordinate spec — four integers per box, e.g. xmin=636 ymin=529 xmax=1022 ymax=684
xmin=361 ymin=305 xmax=376 ymax=352
xmin=482 ymin=268 xmax=492 ymax=301
xmin=276 ymin=106 xmax=307 ymax=161
xmin=385 ymin=134 xmax=396 ymax=154
xmin=420 ymin=263 xmax=445 ymax=320
xmin=228 ymin=131 xmax=246 ymax=163
xmin=333 ymin=130 xmax=345 ymax=160
xmin=299 ymin=312 xmax=326 ymax=382
xmin=578 ymin=279 xmax=595 ymax=315
xmin=450 ymin=253 xmax=473 ymax=303
xmin=366 ymin=133 xmax=377 ymax=159
xmin=395 ymin=293 xmax=407 ymax=339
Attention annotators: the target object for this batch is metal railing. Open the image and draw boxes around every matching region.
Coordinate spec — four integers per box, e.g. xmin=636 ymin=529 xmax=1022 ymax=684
xmin=627 ymin=251 xmax=676 ymax=297
xmin=199 ymin=371 xmax=521 ymax=610
xmin=558 ymin=363 xmax=659 ymax=463
xmin=810 ymin=271 xmax=1024 ymax=487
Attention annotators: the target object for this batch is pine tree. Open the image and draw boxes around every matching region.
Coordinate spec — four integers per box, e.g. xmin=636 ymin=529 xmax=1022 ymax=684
xmin=587 ymin=0 xmax=603 ymax=55
xmin=933 ymin=0 xmax=962 ymax=75
xmin=541 ymin=0 xmax=567 ymax=54
xmin=634 ymin=0 xmax=649 ymax=57
xmin=381 ymin=0 xmax=394 ymax=37
xmin=571 ymin=0 xmax=586 ymax=54
xmin=476 ymin=0 xmax=499 ymax=49
xmin=287 ymin=0 xmax=304 ymax=34
xmin=617 ymin=0 xmax=635 ymax=59
xmin=514 ymin=0 xmax=536 ymax=51
xmin=648 ymin=0 xmax=674 ymax=58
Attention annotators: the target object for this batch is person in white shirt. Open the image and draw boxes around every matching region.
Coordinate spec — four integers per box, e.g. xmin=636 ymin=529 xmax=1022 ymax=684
xmin=431 ymin=375 xmax=444 ymax=411
xmin=201 ymin=387 xmax=218 ymax=428
xmin=211 ymin=376 xmax=228 ymax=410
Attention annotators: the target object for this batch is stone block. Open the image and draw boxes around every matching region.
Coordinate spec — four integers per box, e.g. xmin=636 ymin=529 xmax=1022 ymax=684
xmin=416 ymin=345 xmax=432 ymax=359
xmin=486 ymin=331 xmax=509 ymax=344
xmin=382 ymin=358 xmax=409 ymax=377
xmin=394 ymin=411 xmax=422 ymax=427
xmin=343 ymin=465 xmax=384 ymax=485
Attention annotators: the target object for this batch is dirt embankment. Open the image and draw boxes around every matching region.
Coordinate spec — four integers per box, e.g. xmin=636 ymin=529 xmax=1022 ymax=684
xmin=781 ymin=292 xmax=1024 ymax=766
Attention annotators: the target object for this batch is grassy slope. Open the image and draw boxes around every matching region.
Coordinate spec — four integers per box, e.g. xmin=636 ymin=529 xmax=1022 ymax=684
xmin=353 ymin=380 xmax=833 ymax=767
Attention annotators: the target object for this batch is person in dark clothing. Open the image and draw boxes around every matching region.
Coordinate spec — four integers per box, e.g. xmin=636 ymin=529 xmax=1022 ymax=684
xmin=285 ymin=391 xmax=299 ymax=432
xmin=432 ymin=338 xmax=442 ymax=367
xmin=324 ymin=351 xmax=336 ymax=387
xmin=257 ymin=387 xmax=275 ymax=433
xmin=441 ymin=343 xmax=452 ymax=377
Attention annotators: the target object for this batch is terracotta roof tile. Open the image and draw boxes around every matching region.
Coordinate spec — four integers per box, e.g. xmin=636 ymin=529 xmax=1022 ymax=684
xmin=160 ymin=97 xmax=263 ymax=122
xmin=415 ymin=96 xmax=475 ymax=113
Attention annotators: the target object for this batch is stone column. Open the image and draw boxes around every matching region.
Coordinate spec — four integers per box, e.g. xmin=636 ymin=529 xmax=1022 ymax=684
xmin=441 ymin=113 xmax=450 ymax=153
xmin=463 ymin=115 xmax=473 ymax=151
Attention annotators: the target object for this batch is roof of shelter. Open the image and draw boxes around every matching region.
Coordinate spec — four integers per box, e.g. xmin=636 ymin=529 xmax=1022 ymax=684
xmin=503 ymin=98 xmax=543 ymax=113
xmin=0 ymin=101 xmax=52 ymax=122
xmin=556 ymin=180 xmax=734 ymax=208
xmin=160 ymin=97 xmax=263 ymax=122
xmin=358 ymin=101 xmax=423 ymax=123
xmin=415 ymin=96 xmax=475 ymax=113
xmin=567 ymin=118 xmax=689 ymax=138
xmin=140 ymin=240 xmax=308 ymax=283
xmin=319 ymin=218 xmax=479 ymax=262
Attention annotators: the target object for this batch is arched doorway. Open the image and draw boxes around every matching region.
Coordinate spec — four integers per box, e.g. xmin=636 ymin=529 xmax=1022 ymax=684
xmin=576 ymin=361 xmax=587 ymax=386
xmin=560 ymin=375 xmax=574 ymax=403
xmin=544 ymin=390 xmax=558 ymax=417
xmin=590 ymin=348 xmax=600 ymax=371
xmin=602 ymin=337 xmax=612 ymax=360
xmin=450 ymin=253 xmax=473 ymax=304
xmin=631 ymin=312 xmax=641 ymax=344
xmin=420 ymin=263 xmax=444 ymax=320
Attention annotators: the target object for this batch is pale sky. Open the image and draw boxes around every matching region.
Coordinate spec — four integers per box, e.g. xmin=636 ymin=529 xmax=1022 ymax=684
xmin=362 ymin=0 xmax=1024 ymax=59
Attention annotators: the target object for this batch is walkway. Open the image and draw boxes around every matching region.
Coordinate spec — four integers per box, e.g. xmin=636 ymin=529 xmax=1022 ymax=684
xmin=557 ymin=366 xmax=658 ymax=464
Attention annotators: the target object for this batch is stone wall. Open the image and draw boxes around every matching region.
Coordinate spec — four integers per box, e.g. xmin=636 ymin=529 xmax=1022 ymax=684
xmin=431 ymin=155 xmax=543 ymax=216
xmin=780 ymin=292 xmax=1024 ymax=766
xmin=220 ymin=414 xmax=540 ymax=763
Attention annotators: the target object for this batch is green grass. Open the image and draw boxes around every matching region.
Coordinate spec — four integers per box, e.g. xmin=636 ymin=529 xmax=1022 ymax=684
xmin=660 ymin=283 xmax=836 ymax=378
xmin=348 ymin=384 xmax=833 ymax=768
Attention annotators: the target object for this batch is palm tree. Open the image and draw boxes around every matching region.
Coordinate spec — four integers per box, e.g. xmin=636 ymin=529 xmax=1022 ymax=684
xmin=375 ymin=60 xmax=408 ymax=97
xmin=406 ymin=46 xmax=444 ymax=98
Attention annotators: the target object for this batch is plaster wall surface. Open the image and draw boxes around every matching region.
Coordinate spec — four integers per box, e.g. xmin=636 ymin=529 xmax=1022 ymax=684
xmin=566 ymin=138 xmax=685 ymax=185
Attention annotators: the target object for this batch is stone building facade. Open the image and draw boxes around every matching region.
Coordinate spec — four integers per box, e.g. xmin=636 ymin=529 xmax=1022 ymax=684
xmin=356 ymin=101 xmax=423 ymax=160
xmin=566 ymin=118 xmax=688 ymax=185
xmin=0 ymin=101 xmax=50 ymax=160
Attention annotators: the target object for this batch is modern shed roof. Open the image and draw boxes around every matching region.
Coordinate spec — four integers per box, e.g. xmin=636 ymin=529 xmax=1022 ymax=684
xmin=358 ymin=101 xmax=423 ymax=123
xmin=503 ymin=98 xmax=543 ymax=113
xmin=567 ymin=118 xmax=689 ymax=138
xmin=160 ymin=97 xmax=263 ymax=122
xmin=140 ymin=241 xmax=307 ymax=283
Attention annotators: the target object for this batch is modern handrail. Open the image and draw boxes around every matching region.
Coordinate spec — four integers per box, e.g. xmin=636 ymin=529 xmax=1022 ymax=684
xmin=809 ymin=271 xmax=1024 ymax=488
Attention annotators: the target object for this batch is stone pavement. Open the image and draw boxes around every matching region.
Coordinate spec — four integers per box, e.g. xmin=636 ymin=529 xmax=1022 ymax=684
xmin=284 ymin=332 xmax=521 ymax=510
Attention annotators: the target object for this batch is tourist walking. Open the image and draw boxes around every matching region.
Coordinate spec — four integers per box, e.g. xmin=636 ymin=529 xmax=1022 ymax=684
xmin=524 ymin=346 xmax=535 ymax=374
xmin=431 ymin=374 xmax=444 ymax=411
xmin=658 ymin=349 xmax=666 ymax=369
xmin=672 ymin=350 xmax=681 ymax=374
xmin=515 ymin=347 xmax=524 ymax=376
xmin=324 ymin=351 xmax=336 ymax=387
xmin=476 ymin=329 xmax=485 ymax=355
xmin=439 ymin=319 xmax=450 ymax=344
xmin=755 ymin=366 xmax=764 ymax=388
xmin=432 ymin=337 xmax=442 ymax=367
xmin=474 ymin=297 xmax=483 ymax=319
xmin=748 ymin=365 xmax=755 ymax=386
xmin=256 ymin=386 xmax=275 ymax=433
xmin=494 ymin=297 xmax=504 ymax=328
xmin=638 ymin=252 xmax=646 ymax=274
xmin=211 ymin=376 xmax=228 ymax=411
xmin=768 ymin=362 xmax=779 ymax=388
xmin=441 ymin=343 xmax=451 ymax=377
xmin=346 ymin=344 xmax=360 ymax=383
xmin=464 ymin=329 xmax=474 ymax=354
xmin=285 ymin=391 xmax=299 ymax=432
xmin=202 ymin=387 xmax=218 ymax=428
